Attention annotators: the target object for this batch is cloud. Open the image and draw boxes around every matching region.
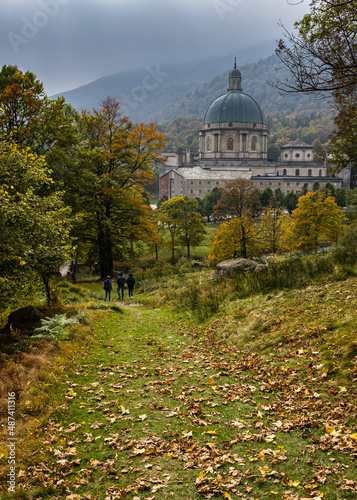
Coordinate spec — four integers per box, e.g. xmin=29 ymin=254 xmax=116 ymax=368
xmin=0 ymin=0 xmax=310 ymax=95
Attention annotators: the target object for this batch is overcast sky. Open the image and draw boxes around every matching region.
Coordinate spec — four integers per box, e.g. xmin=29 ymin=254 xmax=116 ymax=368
xmin=0 ymin=0 xmax=310 ymax=96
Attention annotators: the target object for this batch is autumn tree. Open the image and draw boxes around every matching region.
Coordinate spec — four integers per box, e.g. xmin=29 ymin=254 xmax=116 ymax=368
xmin=156 ymin=196 xmax=206 ymax=259
xmin=209 ymin=218 xmax=259 ymax=263
xmin=77 ymin=97 xmax=166 ymax=277
xmin=213 ymin=179 xmax=261 ymax=259
xmin=259 ymin=205 xmax=291 ymax=255
xmin=0 ymin=142 xmax=71 ymax=306
xmin=0 ymin=65 xmax=81 ymax=184
xmin=287 ymin=190 xmax=347 ymax=252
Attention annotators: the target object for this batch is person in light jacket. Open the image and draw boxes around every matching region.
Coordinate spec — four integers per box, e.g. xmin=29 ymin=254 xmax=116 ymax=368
xmin=126 ymin=273 xmax=136 ymax=298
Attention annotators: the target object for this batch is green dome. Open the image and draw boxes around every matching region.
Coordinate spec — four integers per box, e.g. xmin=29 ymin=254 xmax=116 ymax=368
xmin=203 ymin=92 xmax=265 ymax=125
xmin=229 ymin=67 xmax=241 ymax=77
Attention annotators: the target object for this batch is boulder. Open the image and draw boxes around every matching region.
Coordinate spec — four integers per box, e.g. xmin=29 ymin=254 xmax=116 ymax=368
xmin=192 ymin=261 xmax=206 ymax=268
xmin=5 ymin=306 xmax=43 ymax=332
xmin=214 ymin=258 xmax=266 ymax=278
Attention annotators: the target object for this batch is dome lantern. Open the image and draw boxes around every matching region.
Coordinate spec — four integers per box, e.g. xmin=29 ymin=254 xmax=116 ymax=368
xmin=227 ymin=57 xmax=242 ymax=92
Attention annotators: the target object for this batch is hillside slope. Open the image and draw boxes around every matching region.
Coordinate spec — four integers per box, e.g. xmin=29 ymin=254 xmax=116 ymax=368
xmin=52 ymin=54 xmax=333 ymax=124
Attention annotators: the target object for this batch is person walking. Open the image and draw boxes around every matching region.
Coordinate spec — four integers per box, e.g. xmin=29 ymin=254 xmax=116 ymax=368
xmin=103 ymin=276 xmax=112 ymax=301
xmin=127 ymin=273 xmax=136 ymax=299
xmin=116 ymin=272 xmax=126 ymax=299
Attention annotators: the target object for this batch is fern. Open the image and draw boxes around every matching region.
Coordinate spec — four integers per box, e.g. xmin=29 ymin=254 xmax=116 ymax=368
xmin=33 ymin=314 xmax=79 ymax=344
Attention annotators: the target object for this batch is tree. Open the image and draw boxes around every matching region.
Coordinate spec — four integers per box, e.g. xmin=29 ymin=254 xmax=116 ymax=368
xmin=288 ymin=190 xmax=347 ymax=252
xmin=274 ymin=188 xmax=285 ymax=206
xmin=0 ymin=142 xmax=71 ymax=305
xmin=156 ymin=196 xmax=206 ymax=259
xmin=209 ymin=218 xmax=259 ymax=263
xmin=0 ymin=65 xmax=80 ymax=180
xmin=259 ymin=206 xmax=291 ymax=254
xmin=275 ymin=1 xmax=357 ymax=95
xmin=300 ymin=183 xmax=309 ymax=196
xmin=324 ymin=181 xmax=336 ymax=197
xmin=77 ymin=97 xmax=166 ymax=277
xmin=214 ymin=179 xmax=261 ymax=220
xmin=335 ymin=187 xmax=346 ymax=207
xmin=201 ymin=186 xmax=223 ymax=221
xmin=213 ymin=179 xmax=261 ymax=258
xmin=284 ymin=190 xmax=299 ymax=214
xmin=260 ymin=187 xmax=274 ymax=207
xmin=313 ymin=180 xmax=320 ymax=191
xmin=274 ymin=1 xmax=357 ymax=171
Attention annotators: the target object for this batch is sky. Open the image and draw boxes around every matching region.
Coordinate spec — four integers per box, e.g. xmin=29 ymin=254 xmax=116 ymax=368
xmin=0 ymin=0 xmax=310 ymax=96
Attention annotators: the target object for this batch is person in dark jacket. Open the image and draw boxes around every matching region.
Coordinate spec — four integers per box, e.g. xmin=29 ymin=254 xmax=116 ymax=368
xmin=127 ymin=273 xmax=136 ymax=298
xmin=116 ymin=272 xmax=126 ymax=299
xmin=103 ymin=276 xmax=112 ymax=301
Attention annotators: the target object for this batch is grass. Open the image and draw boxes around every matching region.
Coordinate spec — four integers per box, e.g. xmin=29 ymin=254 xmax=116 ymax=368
xmin=1 ymin=253 xmax=357 ymax=499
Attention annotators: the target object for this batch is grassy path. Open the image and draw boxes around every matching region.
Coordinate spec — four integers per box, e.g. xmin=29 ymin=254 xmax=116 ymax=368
xmin=6 ymin=300 xmax=357 ymax=499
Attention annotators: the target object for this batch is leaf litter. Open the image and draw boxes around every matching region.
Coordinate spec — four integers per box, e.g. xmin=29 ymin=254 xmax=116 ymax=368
xmin=6 ymin=300 xmax=357 ymax=500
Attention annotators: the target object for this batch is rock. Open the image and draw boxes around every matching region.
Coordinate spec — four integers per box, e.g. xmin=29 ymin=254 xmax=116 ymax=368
xmin=214 ymin=258 xmax=266 ymax=278
xmin=192 ymin=261 xmax=206 ymax=268
xmin=5 ymin=306 xmax=43 ymax=332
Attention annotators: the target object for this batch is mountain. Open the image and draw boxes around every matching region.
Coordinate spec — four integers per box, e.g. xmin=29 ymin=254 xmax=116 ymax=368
xmin=50 ymin=47 xmax=295 ymax=122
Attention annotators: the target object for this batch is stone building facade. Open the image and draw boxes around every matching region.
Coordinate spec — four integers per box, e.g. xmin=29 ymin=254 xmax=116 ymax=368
xmin=159 ymin=62 xmax=349 ymax=199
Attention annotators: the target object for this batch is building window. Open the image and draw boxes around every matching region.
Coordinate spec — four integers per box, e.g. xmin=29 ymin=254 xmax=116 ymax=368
xmin=308 ymin=169 xmax=312 ymax=176
xmin=227 ymin=137 xmax=234 ymax=150
xmin=191 ymin=181 xmax=193 ymax=184
xmin=295 ymin=153 xmax=300 ymax=158
xmin=260 ymin=182 xmax=263 ymax=185
xmin=285 ymin=153 xmax=288 ymax=159
xmin=229 ymin=122 xmax=233 ymax=127
xmin=190 ymin=189 xmax=193 ymax=194
xmin=287 ymin=183 xmax=290 ymax=186
xmin=296 ymin=183 xmax=300 ymax=186
xmin=199 ymin=190 xmax=201 ymax=194
xmin=199 ymin=181 xmax=202 ymax=184
xmin=319 ymin=169 xmax=322 ymax=176
xmin=251 ymin=136 xmax=257 ymax=151
xmin=295 ymin=169 xmax=300 ymax=176
xmin=206 ymin=137 xmax=212 ymax=151
xmin=207 ymin=181 xmax=210 ymax=185
xmin=216 ymin=182 xmax=219 ymax=185
xmin=283 ymin=169 xmax=287 ymax=176
xmin=307 ymin=153 xmax=311 ymax=159
xmin=278 ymin=182 xmax=281 ymax=186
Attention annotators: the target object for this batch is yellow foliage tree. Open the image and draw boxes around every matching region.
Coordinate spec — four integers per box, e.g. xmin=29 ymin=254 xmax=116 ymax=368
xmin=208 ymin=217 xmax=259 ymax=263
xmin=259 ymin=206 xmax=291 ymax=254
xmin=287 ymin=190 xmax=347 ymax=252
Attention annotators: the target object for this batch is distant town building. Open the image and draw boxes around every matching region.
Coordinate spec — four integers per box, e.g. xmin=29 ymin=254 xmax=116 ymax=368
xmin=159 ymin=61 xmax=349 ymax=199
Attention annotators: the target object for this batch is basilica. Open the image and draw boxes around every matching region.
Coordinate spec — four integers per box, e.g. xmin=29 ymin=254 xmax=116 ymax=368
xmin=159 ymin=62 xmax=349 ymax=200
